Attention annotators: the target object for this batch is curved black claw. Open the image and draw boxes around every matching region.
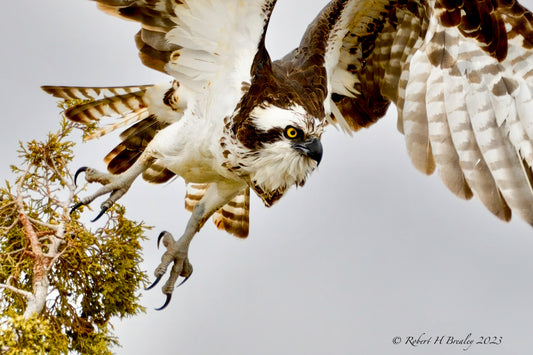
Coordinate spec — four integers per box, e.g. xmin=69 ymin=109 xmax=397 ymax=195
xmin=74 ymin=167 xmax=88 ymax=187
xmin=70 ymin=202 xmax=85 ymax=215
xmin=145 ymin=275 xmax=163 ymax=291
xmin=177 ymin=272 xmax=192 ymax=288
xmin=155 ymin=294 xmax=172 ymax=311
xmin=157 ymin=231 xmax=169 ymax=249
xmin=91 ymin=206 xmax=110 ymax=222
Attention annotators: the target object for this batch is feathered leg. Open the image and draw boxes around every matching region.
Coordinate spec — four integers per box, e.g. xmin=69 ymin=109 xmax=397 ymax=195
xmin=147 ymin=180 xmax=244 ymax=310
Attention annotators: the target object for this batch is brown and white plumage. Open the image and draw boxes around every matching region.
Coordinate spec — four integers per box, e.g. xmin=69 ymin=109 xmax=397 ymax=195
xmin=185 ymin=183 xmax=250 ymax=238
xmin=299 ymin=0 xmax=533 ymax=224
xmin=43 ymin=0 xmax=533 ymax=308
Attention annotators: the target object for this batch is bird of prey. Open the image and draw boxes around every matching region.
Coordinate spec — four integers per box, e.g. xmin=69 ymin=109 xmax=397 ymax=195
xmin=43 ymin=0 xmax=533 ymax=309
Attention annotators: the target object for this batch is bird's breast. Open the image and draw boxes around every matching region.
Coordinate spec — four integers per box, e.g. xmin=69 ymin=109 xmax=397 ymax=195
xmin=148 ymin=117 xmax=238 ymax=184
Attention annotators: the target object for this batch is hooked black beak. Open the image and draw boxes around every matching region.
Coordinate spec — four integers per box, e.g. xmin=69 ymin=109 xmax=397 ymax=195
xmin=294 ymin=138 xmax=323 ymax=165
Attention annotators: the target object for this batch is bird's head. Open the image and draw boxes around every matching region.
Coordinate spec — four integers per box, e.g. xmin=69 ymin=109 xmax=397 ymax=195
xmin=229 ymin=103 xmax=325 ymax=207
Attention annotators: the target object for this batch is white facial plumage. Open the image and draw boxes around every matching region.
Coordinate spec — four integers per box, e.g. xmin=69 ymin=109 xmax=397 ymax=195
xmin=242 ymin=103 xmax=325 ymax=200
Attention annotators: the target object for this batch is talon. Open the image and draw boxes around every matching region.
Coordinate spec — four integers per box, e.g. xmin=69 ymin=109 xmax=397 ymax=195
xmin=157 ymin=231 xmax=167 ymax=249
xmin=69 ymin=159 xmax=145 ymax=223
xmin=155 ymin=294 xmax=172 ymax=311
xmin=149 ymin=231 xmax=193 ymax=311
xmin=157 ymin=231 xmax=174 ymax=248
xmin=145 ymin=275 xmax=163 ymax=291
xmin=74 ymin=167 xmax=88 ymax=187
xmin=70 ymin=202 xmax=84 ymax=215
xmin=177 ymin=271 xmax=192 ymax=288
xmin=91 ymin=206 xmax=110 ymax=222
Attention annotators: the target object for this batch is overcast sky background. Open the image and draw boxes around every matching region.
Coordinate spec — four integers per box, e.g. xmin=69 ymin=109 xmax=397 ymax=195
xmin=2 ymin=1 xmax=533 ymax=354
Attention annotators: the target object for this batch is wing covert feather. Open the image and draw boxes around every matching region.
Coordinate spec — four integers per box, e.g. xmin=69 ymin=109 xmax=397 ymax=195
xmin=94 ymin=0 xmax=277 ymax=119
xmin=297 ymin=0 xmax=533 ymax=224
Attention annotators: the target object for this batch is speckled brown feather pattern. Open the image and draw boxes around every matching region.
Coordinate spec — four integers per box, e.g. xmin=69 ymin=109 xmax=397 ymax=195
xmin=299 ymin=0 xmax=533 ymax=131
xmin=318 ymin=0 xmax=430 ymax=131
xmin=273 ymin=0 xmax=349 ymax=116
xmin=436 ymin=0 xmax=533 ymax=59
xmin=400 ymin=0 xmax=533 ymax=222
xmin=275 ymin=0 xmax=533 ymax=223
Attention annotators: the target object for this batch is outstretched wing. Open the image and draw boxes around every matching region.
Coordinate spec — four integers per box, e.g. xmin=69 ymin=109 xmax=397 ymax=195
xmin=94 ymin=0 xmax=277 ymax=119
xmin=284 ymin=0 xmax=533 ymax=224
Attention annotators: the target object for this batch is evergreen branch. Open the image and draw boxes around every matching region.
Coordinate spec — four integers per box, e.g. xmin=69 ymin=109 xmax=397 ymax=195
xmin=0 ymin=282 xmax=33 ymax=300
xmin=27 ymin=216 xmax=60 ymax=232
xmin=0 ymin=217 xmax=20 ymax=235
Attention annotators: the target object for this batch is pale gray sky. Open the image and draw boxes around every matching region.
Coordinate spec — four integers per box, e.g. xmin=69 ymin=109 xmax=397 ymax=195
xmin=2 ymin=1 xmax=533 ymax=354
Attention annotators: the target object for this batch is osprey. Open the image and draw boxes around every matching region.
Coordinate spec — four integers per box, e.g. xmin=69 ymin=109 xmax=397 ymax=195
xmin=43 ymin=0 xmax=533 ymax=309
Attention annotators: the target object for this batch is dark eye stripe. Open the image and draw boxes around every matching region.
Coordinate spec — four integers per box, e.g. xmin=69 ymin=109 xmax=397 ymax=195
xmin=258 ymin=127 xmax=284 ymax=145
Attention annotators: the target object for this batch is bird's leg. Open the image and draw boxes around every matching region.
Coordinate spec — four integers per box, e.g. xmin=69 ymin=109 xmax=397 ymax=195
xmin=147 ymin=181 xmax=244 ymax=310
xmin=72 ymin=152 xmax=156 ymax=221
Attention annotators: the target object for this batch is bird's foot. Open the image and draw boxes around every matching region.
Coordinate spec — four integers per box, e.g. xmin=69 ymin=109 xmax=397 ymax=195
xmin=146 ymin=231 xmax=193 ymax=310
xmin=71 ymin=167 xmax=136 ymax=221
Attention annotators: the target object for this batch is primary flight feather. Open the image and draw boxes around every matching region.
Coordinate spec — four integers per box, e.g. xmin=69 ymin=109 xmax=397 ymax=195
xmin=43 ymin=0 xmax=533 ymax=309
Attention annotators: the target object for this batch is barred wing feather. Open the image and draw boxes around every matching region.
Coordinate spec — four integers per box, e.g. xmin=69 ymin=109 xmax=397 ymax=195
xmin=94 ymin=0 xmax=277 ymax=121
xmin=308 ymin=0 xmax=533 ymax=224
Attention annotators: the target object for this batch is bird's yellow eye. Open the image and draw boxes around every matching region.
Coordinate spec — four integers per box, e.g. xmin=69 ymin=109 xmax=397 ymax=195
xmin=285 ymin=126 xmax=299 ymax=139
